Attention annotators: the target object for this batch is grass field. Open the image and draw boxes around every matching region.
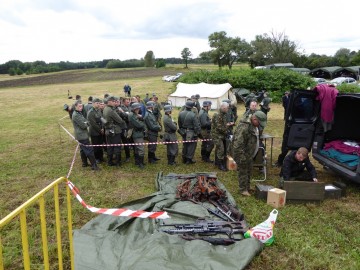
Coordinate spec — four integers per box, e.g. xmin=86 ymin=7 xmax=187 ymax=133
xmin=0 ymin=67 xmax=360 ymax=270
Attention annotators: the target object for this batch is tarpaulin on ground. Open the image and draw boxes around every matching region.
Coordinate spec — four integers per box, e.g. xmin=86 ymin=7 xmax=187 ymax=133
xmin=73 ymin=172 xmax=263 ymax=270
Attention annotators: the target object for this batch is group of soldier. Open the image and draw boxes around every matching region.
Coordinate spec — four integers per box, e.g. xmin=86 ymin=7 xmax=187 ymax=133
xmin=68 ymin=91 xmax=268 ymax=196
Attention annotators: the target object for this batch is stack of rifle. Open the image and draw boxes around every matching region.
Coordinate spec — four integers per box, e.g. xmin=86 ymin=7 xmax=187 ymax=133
xmin=161 ymin=174 xmax=249 ymax=245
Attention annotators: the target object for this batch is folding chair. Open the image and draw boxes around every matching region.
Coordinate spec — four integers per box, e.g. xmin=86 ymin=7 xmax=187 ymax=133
xmin=252 ymin=146 xmax=267 ymax=181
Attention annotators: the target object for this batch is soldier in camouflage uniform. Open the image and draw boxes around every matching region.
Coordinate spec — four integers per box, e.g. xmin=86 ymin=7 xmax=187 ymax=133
xmin=163 ymin=105 xmax=178 ymax=165
xmin=128 ymin=102 xmax=146 ymax=169
xmin=87 ymin=97 xmax=104 ymax=163
xmin=243 ymin=100 xmax=259 ymax=118
xmin=144 ymin=101 xmax=162 ymax=163
xmin=178 ymin=101 xmax=201 ymax=164
xmin=199 ymin=101 xmax=214 ymax=163
xmin=103 ymin=96 xmax=126 ymax=166
xmin=231 ymin=111 xmax=267 ymax=196
xmin=211 ymin=102 xmax=231 ymax=171
xmin=72 ymin=101 xmax=99 ymax=171
xmin=260 ymin=92 xmax=272 ymax=115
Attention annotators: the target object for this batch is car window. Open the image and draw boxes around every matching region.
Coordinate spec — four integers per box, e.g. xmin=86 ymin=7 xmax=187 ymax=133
xmin=292 ymin=95 xmax=316 ymax=121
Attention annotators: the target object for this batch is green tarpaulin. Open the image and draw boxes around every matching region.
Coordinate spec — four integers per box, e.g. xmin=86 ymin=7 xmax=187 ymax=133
xmin=74 ymin=172 xmax=263 ymax=270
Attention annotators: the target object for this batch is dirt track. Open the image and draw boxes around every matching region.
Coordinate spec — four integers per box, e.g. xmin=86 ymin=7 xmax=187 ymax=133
xmin=0 ymin=68 xmax=175 ymax=88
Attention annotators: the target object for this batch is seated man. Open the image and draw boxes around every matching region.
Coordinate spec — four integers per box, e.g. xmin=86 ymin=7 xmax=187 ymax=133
xmin=280 ymin=147 xmax=318 ymax=185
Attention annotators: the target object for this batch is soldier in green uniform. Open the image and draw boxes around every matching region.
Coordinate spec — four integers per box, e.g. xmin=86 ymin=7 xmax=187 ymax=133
xmin=152 ymin=96 xmax=163 ymax=127
xmin=194 ymin=94 xmax=201 ymax=112
xmin=199 ymin=101 xmax=214 ymax=163
xmin=178 ymin=101 xmax=201 ymax=164
xmin=211 ymin=102 xmax=231 ymax=171
xmin=231 ymin=111 xmax=267 ymax=196
xmin=144 ymin=101 xmax=162 ymax=163
xmin=128 ymin=102 xmax=146 ymax=169
xmin=72 ymin=100 xmax=100 ymax=171
xmin=118 ymin=97 xmax=131 ymax=162
xmin=103 ymin=96 xmax=126 ymax=166
xmin=163 ymin=105 xmax=178 ymax=165
xmin=87 ymin=97 xmax=105 ymax=163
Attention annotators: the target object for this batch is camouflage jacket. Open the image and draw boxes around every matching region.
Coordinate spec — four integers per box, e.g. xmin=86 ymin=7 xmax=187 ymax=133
xmin=231 ymin=118 xmax=259 ymax=164
xmin=211 ymin=111 xmax=228 ymax=139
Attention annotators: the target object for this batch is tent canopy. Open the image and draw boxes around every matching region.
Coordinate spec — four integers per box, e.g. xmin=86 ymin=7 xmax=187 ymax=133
xmin=168 ymin=82 xmax=235 ymax=109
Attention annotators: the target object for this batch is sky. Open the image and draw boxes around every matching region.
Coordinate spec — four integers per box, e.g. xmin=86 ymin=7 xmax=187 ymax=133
xmin=0 ymin=0 xmax=359 ymax=64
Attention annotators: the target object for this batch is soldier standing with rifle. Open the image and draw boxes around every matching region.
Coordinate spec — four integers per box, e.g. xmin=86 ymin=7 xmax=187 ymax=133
xmin=163 ymin=105 xmax=178 ymax=165
xmin=178 ymin=101 xmax=200 ymax=164
xmin=103 ymin=96 xmax=126 ymax=167
xmin=199 ymin=101 xmax=214 ymax=163
xmin=128 ymin=102 xmax=146 ymax=169
xmin=144 ymin=101 xmax=162 ymax=164
xmin=87 ymin=98 xmax=105 ymax=163
xmin=72 ymin=100 xmax=100 ymax=171
xmin=211 ymin=102 xmax=231 ymax=171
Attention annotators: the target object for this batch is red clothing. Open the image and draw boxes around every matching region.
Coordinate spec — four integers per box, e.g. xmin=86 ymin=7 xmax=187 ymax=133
xmin=314 ymin=84 xmax=338 ymax=123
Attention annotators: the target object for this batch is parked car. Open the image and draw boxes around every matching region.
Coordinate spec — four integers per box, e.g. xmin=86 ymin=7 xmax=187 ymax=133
xmin=313 ymin=78 xmax=328 ymax=85
xmin=329 ymin=77 xmax=357 ymax=86
xmin=162 ymin=73 xmax=183 ymax=82
xmin=284 ymin=89 xmax=360 ymax=184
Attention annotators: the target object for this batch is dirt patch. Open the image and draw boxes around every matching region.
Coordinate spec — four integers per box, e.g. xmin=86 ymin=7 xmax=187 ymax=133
xmin=0 ymin=68 xmax=177 ymax=88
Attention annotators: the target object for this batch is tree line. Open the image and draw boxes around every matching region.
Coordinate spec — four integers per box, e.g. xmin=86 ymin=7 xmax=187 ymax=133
xmin=1 ymin=30 xmax=359 ymax=76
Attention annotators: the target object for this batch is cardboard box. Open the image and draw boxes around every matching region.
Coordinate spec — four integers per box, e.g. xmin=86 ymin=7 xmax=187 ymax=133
xmin=226 ymin=155 xmax=237 ymax=171
xmin=255 ymin=184 xmax=275 ymax=200
xmin=283 ymin=181 xmax=325 ymax=203
xmin=324 ymin=185 xmax=342 ymax=199
xmin=267 ymin=188 xmax=286 ymax=208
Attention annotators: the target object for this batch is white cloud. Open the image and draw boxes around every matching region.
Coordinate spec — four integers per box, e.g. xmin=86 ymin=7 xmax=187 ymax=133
xmin=0 ymin=0 xmax=359 ymax=63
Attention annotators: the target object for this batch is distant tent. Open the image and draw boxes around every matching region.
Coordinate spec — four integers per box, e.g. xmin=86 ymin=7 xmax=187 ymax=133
xmin=265 ymin=63 xmax=294 ymax=69
xmin=333 ymin=66 xmax=360 ymax=79
xmin=168 ymin=82 xmax=236 ymax=109
xmin=309 ymin=66 xmax=342 ymax=79
xmin=289 ymin=67 xmax=310 ymax=75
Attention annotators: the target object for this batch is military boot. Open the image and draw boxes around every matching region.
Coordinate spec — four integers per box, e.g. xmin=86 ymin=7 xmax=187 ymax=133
xmin=134 ymin=153 xmax=139 ymax=166
xmin=170 ymin=155 xmax=177 ymax=165
xmin=201 ymin=150 xmax=207 ymax=162
xmin=148 ymin=152 xmax=157 ymax=164
xmin=114 ymin=154 xmax=121 ymax=167
xmin=153 ymin=153 xmax=161 ymax=161
xmin=81 ymin=151 xmax=89 ymax=167
xmin=218 ymin=158 xmax=227 ymax=171
xmin=204 ymin=151 xmax=214 ymax=163
xmin=182 ymin=156 xmax=187 ymax=164
xmin=88 ymin=155 xmax=100 ymax=171
xmin=107 ymin=154 xmax=115 ymax=166
xmin=138 ymin=156 xmax=145 ymax=169
xmin=185 ymin=158 xmax=196 ymax=165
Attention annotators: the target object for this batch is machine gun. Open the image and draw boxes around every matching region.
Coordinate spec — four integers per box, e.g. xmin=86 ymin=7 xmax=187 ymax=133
xmin=159 ymin=218 xmax=248 ymax=240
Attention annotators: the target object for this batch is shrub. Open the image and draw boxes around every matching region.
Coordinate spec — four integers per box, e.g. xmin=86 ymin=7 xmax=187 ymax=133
xmin=336 ymin=83 xmax=360 ymax=94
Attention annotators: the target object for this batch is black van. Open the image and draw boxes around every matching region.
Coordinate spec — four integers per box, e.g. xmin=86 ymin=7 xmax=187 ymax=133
xmin=283 ymin=89 xmax=360 ymax=184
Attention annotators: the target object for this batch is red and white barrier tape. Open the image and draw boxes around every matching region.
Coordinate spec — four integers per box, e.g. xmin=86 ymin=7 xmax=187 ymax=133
xmin=59 ymin=122 xmax=212 ymax=147
xmin=66 ymin=180 xmax=170 ymax=219
xmin=67 ymin=143 xmax=79 ymax=178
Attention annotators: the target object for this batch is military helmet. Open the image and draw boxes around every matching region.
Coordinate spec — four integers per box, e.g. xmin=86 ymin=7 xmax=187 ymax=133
xmin=131 ymin=102 xmax=141 ymax=111
xmin=164 ymin=105 xmax=173 ymax=112
xmin=146 ymin=101 xmax=156 ymax=108
xmin=185 ymin=101 xmax=195 ymax=108
xmin=195 ymin=94 xmax=200 ymax=99
xmin=222 ymin=99 xmax=231 ymax=104
xmin=202 ymin=101 xmax=212 ymax=107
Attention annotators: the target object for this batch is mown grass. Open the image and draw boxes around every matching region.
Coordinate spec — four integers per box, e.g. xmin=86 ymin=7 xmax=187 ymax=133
xmin=0 ymin=69 xmax=360 ymax=270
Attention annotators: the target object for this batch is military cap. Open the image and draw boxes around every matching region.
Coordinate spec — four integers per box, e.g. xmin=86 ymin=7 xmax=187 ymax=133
xmin=202 ymin=101 xmax=212 ymax=106
xmin=253 ymin=111 xmax=267 ymax=129
xmin=185 ymin=101 xmax=195 ymax=108
xmin=131 ymin=102 xmax=141 ymax=111
xmin=164 ymin=105 xmax=173 ymax=112
xmin=146 ymin=101 xmax=156 ymax=107
xmin=107 ymin=96 xmax=117 ymax=102
xmin=222 ymin=99 xmax=231 ymax=104
xmin=93 ymin=98 xmax=101 ymax=103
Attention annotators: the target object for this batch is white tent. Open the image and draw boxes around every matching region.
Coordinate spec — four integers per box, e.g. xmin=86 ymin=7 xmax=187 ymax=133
xmin=168 ymin=82 xmax=236 ymax=109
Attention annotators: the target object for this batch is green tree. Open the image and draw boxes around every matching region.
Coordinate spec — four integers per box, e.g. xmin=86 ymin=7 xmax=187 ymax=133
xmin=334 ymin=48 xmax=351 ymax=66
xmin=144 ymin=51 xmax=155 ymax=67
xmin=181 ymin=48 xmax=192 ymax=68
xmin=155 ymin=59 xmax=166 ymax=68
xmin=249 ymin=31 xmax=300 ymax=67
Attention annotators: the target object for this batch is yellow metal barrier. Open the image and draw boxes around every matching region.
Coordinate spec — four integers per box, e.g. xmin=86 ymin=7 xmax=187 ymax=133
xmin=0 ymin=177 xmax=74 ymax=270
